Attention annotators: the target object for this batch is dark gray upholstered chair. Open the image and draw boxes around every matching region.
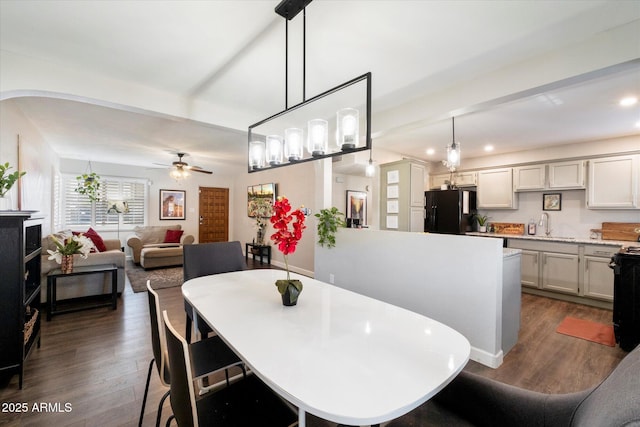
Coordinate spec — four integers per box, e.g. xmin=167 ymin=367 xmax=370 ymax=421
xmin=139 ymin=281 xmax=244 ymax=427
xmin=387 ymin=344 xmax=640 ymax=427
xmin=183 ymin=241 xmax=246 ymax=343
xmin=162 ymin=310 xmax=298 ymax=427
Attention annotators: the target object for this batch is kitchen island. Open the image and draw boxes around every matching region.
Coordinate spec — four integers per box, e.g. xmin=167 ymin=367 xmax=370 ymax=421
xmin=315 ymin=229 xmax=521 ymax=369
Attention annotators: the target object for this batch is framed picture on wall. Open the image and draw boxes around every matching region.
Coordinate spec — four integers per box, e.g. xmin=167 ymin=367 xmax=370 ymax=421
xmin=346 ymin=190 xmax=367 ymax=226
xmin=247 ymin=183 xmax=277 ymax=217
xmin=543 ymin=193 xmax=562 ymax=211
xmin=160 ymin=189 xmax=186 ymax=220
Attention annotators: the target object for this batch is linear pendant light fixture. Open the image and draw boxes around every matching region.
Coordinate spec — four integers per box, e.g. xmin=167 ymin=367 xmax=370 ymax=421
xmin=248 ymin=0 xmax=372 ymax=172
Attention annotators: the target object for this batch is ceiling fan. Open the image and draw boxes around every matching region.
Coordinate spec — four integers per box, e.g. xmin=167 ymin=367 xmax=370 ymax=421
xmin=164 ymin=152 xmax=212 ymax=179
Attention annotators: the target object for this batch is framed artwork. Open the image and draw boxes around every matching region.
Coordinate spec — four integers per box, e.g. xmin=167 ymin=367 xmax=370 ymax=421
xmin=387 ymin=185 xmax=399 ymax=199
xmin=247 ymin=183 xmax=276 ymax=217
xmin=160 ymin=189 xmax=186 ymax=220
xmin=543 ymin=193 xmax=562 ymax=211
xmin=387 ymin=170 xmax=399 ymax=184
xmin=346 ymin=190 xmax=367 ymax=226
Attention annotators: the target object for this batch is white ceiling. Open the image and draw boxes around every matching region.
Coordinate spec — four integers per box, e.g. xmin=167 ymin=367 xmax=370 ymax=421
xmin=1 ymin=0 xmax=639 ymax=175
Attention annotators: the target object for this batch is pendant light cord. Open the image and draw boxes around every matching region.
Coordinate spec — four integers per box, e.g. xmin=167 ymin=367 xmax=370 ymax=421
xmin=285 ymin=19 xmax=288 ymax=109
xmin=303 ymin=7 xmax=306 ymax=102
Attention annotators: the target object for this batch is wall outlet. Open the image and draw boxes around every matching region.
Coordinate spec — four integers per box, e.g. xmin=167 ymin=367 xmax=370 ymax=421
xmin=329 ymin=274 xmax=335 ymax=284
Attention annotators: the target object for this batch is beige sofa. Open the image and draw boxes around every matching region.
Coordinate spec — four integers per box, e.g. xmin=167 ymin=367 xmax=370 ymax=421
xmin=126 ymin=225 xmax=194 ymax=269
xmin=40 ymin=234 xmax=126 ymax=302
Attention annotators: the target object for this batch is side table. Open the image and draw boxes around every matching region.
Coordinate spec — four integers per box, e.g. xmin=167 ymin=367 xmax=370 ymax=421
xmin=47 ymin=263 xmax=118 ymax=320
xmin=245 ymin=243 xmax=271 ymax=265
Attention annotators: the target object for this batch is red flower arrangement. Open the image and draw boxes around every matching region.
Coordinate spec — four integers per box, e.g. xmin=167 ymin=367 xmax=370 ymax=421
xmin=270 ymin=196 xmax=306 ymax=280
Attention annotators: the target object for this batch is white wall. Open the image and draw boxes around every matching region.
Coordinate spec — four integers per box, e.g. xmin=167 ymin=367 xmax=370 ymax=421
xmin=0 ymin=99 xmax=58 ymax=234
xmin=315 ymin=229 xmax=506 ymax=368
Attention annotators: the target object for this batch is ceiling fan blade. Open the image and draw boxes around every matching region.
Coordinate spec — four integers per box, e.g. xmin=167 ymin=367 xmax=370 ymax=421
xmin=190 ymin=167 xmax=213 ymax=175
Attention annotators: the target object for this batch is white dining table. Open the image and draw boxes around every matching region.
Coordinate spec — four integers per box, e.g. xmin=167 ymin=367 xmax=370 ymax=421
xmin=182 ymin=269 xmax=470 ymax=427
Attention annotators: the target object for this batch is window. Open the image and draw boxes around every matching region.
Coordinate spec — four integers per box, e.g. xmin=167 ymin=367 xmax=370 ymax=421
xmin=62 ymin=175 xmax=147 ymax=230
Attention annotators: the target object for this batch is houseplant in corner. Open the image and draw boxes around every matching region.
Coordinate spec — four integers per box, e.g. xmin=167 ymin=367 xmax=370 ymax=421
xmin=0 ymin=162 xmax=26 ymax=210
xmin=270 ymin=196 xmax=306 ymax=306
xmin=315 ymin=207 xmax=346 ymax=248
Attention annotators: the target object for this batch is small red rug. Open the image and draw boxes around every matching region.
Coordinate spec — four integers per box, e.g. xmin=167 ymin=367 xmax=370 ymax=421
xmin=556 ymin=316 xmax=615 ymax=347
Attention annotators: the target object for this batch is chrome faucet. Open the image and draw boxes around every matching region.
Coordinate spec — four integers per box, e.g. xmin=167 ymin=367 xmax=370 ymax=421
xmin=539 ymin=212 xmax=551 ymax=236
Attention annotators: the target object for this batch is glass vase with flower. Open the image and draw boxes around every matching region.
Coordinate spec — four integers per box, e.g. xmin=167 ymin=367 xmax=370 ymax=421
xmin=270 ymin=196 xmax=306 ymax=306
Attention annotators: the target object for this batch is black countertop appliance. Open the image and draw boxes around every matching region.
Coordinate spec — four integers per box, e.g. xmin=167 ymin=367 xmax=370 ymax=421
xmin=609 ymin=246 xmax=640 ymax=351
xmin=424 ymin=189 xmax=476 ymax=235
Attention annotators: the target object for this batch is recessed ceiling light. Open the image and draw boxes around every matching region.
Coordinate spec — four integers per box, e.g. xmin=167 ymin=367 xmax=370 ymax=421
xmin=484 ymin=145 xmax=494 ymax=152
xmin=426 ymin=148 xmax=435 ymax=155
xmin=619 ymin=96 xmax=638 ymax=107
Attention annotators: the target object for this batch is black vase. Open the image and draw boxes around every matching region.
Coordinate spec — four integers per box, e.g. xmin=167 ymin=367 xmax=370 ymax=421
xmin=277 ymin=279 xmax=302 ymax=306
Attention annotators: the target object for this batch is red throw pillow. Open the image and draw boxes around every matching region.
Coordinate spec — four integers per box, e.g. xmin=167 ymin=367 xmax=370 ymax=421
xmin=164 ymin=229 xmax=184 ymax=243
xmin=84 ymin=227 xmax=107 ymax=252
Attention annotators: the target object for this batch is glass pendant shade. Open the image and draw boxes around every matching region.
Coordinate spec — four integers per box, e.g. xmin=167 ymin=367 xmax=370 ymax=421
xmin=284 ymin=128 xmax=304 ymax=162
xmin=365 ymin=159 xmax=375 ymax=177
xmin=265 ymin=135 xmax=284 ymax=165
xmin=307 ymin=119 xmax=328 ymax=157
xmin=447 ymin=141 xmax=460 ymax=169
xmin=249 ymin=140 xmax=266 ymax=170
xmin=337 ymin=107 xmax=359 ymax=150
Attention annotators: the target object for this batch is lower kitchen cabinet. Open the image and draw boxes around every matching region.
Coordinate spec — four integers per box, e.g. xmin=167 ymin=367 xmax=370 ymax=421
xmin=582 ymin=245 xmax=617 ymax=302
xmin=507 ymin=239 xmax=617 ymax=307
xmin=519 ymin=249 xmax=540 ymax=289
xmin=541 ymin=251 xmax=579 ymax=295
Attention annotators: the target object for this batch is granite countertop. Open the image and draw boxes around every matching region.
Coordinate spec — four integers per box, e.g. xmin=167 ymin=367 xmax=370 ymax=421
xmin=466 ymin=231 xmax=632 ymax=247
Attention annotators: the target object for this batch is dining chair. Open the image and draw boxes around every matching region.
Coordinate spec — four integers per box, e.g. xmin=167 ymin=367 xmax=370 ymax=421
xmin=139 ymin=281 xmax=245 ymax=427
xmin=162 ymin=310 xmax=298 ymax=427
xmin=183 ymin=241 xmax=246 ymax=343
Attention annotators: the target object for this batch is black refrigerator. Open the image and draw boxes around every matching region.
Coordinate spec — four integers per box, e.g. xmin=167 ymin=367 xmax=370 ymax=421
xmin=424 ymin=189 xmax=476 ymax=234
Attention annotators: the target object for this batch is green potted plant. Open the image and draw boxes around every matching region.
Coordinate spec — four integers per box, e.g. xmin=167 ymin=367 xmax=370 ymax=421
xmin=314 ymin=207 xmax=346 ymax=248
xmin=75 ymin=172 xmax=101 ymax=202
xmin=0 ymin=162 xmax=26 ymax=210
xmin=476 ymin=214 xmax=489 ymax=232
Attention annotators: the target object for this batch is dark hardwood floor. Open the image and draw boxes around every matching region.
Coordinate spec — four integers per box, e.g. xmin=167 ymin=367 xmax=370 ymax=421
xmin=0 ymin=260 xmax=627 ymax=426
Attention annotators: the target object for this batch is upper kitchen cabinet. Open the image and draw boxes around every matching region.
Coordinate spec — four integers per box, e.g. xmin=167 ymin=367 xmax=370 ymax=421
xmin=587 ymin=155 xmax=639 ymax=209
xmin=477 ymin=168 xmax=518 ymax=209
xmin=514 ymin=164 xmax=546 ymax=191
xmin=514 ymin=160 xmax=585 ymax=192
xmin=548 ymin=160 xmax=585 ymax=189
xmin=430 ymin=171 xmax=477 ymax=189
xmin=380 ymin=160 xmax=426 ymax=231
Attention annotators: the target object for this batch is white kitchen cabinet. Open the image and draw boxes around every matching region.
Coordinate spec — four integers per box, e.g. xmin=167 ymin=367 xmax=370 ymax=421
xmin=582 ymin=245 xmax=616 ymax=302
xmin=410 ymin=163 xmax=426 ymax=207
xmin=429 ymin=171 xmax=477 ymax=189
xmin=409 ymin=206 xmax=424 ymax=232
xmin=477 ymin=168 xmax=517 ymax=209
xmin=548 ymin=160 xmax=585 ymax=189
xmin=514 ymin=165 xmax=546 ymax=191
xmin=541 ymin=252 xmax=579 ymax=295
xmin=587 ymin=155 xmax=638 ymax=209
xmin=519 ymin=249 xmax=540 ymax=289
xmin=380 ymin=160 xmax=426 ymax=231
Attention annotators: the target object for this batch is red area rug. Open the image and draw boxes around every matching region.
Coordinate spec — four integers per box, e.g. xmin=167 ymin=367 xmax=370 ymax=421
xmin=556 ymin=316 xmax=615 ymax=347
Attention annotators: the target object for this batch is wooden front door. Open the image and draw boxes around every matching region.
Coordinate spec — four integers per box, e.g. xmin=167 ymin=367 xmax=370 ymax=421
xmin=198 ymin=187 xmax=229 ymax=243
